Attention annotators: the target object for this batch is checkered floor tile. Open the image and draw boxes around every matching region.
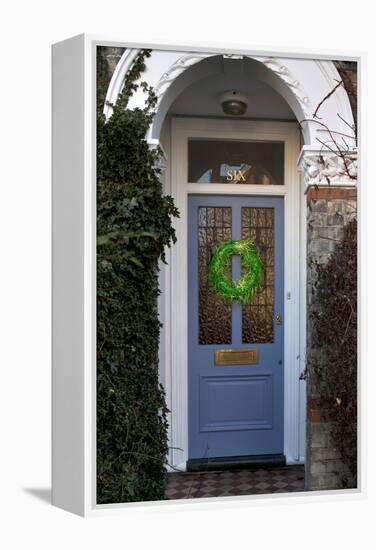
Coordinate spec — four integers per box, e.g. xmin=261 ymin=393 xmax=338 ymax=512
xmin=165 ymin=466 xmax=305 ymax=500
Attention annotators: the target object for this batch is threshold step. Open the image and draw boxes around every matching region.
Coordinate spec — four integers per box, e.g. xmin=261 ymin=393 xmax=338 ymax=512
xmin=186 ymin=454 xmax=286 ymax=472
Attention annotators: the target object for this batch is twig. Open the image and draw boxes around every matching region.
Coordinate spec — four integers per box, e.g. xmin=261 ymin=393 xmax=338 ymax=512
xmin=300 ymin=118 xmax=357 ymax=181
xmin=313 ymin=80 xmax=343 ymax=119
xmin=317 ymin=235 xmax=341 ymax=242
xmin=341 ymin=311 xmax=355 ymax=343
xmin=316 ymin=128 xmax=356 ymax=141
xmin=337 ymin=112 xmax=356 ymax=135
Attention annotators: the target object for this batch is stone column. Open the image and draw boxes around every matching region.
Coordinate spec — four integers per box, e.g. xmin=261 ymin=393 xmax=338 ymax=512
xmin=299 ymin=149 xmax=357 ymax=490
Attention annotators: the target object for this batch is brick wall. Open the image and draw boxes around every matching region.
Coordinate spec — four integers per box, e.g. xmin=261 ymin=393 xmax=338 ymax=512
xmin=97 ymin=47 xmax=125 ymax=110
xmin=305 ymin=186 xmax=357 ymax=490
xmin=98 ymin=46 xmax=126 ymax=87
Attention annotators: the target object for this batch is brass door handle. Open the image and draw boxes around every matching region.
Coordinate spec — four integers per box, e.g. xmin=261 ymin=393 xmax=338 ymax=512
xmin=275 ymin=314 xmax=282 ymax=325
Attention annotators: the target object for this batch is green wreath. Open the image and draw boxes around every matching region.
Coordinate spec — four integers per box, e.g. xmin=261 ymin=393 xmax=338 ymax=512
xmin=209 ymin=239 xmax=263 ymax=303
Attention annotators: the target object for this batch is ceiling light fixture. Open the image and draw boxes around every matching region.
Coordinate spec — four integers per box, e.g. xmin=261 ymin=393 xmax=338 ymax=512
xmin=220 ymin=90 xmax=248 ymax=116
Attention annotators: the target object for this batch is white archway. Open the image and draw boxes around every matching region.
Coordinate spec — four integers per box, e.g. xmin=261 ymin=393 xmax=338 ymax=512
xmin=104 ymin=49 xmax=356 ymax=178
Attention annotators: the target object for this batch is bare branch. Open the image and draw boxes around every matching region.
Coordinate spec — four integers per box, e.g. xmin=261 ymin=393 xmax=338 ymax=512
xmin=299 ymin=117 xmax=357 ymax=181
xmin=313 ymin=80 xmax=343 ymax=119
xmin=316 ymin=138 xmax=341 ymax=157
xmin=337 ymin=112 xmax=356 ymax=134
xmin=341 ymin=137 xmax=350 ymax=150
xmin=316 ymin=128 xmax=356 ymax=140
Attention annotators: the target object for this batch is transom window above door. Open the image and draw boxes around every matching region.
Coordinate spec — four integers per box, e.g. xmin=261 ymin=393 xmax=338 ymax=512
xmin=188 ymin=139 xmax=284 ymax=185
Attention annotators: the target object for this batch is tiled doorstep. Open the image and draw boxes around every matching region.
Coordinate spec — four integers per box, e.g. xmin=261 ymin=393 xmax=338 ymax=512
xmin=165 ymin=466 xmax=305 ymax=500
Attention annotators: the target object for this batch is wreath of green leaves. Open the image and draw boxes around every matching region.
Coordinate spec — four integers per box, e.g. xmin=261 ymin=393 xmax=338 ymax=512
xmin=209 ymin=239 xmax=263 ymax=303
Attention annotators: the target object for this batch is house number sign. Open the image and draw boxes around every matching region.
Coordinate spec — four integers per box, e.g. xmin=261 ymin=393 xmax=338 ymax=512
xmin=226 ymin=169 xmax=247 ymax=182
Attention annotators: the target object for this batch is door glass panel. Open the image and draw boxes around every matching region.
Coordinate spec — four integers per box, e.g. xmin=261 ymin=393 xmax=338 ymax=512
xmin=198 ymin=207 xmax=232 ymax=344
xmin=188 ymin=140 xmax=284 ymax=185
xmin=242 ymin=207 xmax=274 ymax=343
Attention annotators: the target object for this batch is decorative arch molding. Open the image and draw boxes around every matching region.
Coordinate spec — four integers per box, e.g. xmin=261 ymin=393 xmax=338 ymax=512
xmin=104 ymin=50 xmax=314 ymax=120
xmin=104 ymin=48 xmax=357 ymax=185
xmin=252 ymin=56 xmax=312 ymax=116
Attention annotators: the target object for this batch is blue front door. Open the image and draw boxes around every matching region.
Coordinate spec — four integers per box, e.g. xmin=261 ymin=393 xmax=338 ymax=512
xmin=188 ymin=195 xmax=284 ymax=460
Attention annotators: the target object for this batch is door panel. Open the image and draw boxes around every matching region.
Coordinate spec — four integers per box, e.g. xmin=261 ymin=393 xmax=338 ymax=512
xmin=188 ymin=195 xmax=284 ymax=460
xmin=199 ymin=374 xmax=273 ymax=432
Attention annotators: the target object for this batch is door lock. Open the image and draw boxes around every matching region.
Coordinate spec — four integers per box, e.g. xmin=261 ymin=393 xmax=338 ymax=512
xmin=275 ymin=314 xmax=283 ymax=325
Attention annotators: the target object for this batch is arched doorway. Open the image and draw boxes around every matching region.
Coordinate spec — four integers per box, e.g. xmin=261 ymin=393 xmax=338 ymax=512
xmin=105 ymin=48 xmax=356 ymax=472
xmin=158 ymin=58 xmax=303 ymax=470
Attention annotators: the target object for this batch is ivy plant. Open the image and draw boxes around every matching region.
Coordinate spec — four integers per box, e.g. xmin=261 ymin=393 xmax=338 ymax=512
xmin=96 ymin=48 xmax=179 ymax=503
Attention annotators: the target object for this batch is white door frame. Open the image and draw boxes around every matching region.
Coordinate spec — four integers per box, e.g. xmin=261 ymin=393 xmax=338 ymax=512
xmin=162 ymin=117 xmax=305 ymax=470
